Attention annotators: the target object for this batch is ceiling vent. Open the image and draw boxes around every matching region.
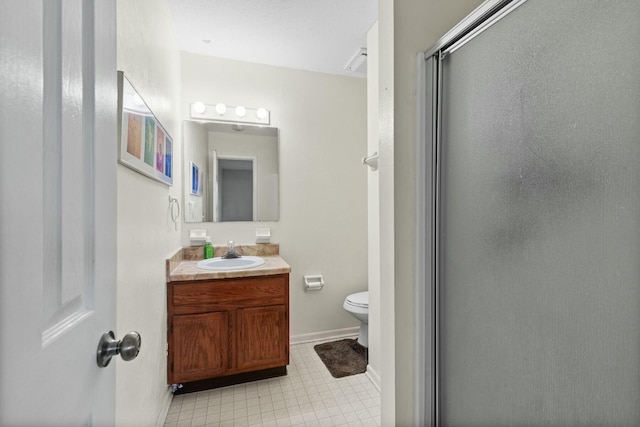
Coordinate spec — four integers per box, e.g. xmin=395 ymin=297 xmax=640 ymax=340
xmin=345 ymin=48 xmax=367 ymax=74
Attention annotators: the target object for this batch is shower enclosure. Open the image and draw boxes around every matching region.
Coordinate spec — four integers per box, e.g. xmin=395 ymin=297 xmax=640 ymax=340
xmin=418 ymin=0 xmax=640 ymax=425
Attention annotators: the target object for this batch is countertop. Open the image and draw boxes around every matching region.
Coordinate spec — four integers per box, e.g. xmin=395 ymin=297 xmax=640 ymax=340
xmin=168 ymin=255 xmax=291 ymax=282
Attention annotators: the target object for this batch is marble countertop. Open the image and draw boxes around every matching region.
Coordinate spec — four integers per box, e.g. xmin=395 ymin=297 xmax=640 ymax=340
xmin=168 ymin=255 xmax=291 ymax=282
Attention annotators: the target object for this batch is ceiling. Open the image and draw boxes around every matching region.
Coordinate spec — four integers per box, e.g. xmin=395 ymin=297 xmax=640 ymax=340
xmin=167 ymin=0 xmax=377 ymax=77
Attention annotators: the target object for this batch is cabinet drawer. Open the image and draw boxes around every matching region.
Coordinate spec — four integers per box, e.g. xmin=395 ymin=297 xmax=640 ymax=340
xmin=172 ymin=274 xmax=287 ymax=307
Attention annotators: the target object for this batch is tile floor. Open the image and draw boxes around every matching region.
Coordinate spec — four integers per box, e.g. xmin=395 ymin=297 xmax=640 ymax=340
xmin=163 ymin=340 xmax=381 ymax=427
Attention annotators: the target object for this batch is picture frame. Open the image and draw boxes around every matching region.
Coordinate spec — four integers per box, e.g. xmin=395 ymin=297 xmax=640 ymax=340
xmin=117 ymin=71 xmax=173 ymax=186
xmin=190 ymin=161 xmax=202 ymax=196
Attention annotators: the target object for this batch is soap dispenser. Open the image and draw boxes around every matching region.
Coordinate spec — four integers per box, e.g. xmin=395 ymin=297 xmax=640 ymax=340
xmin=204 ymin=236 xmax=213 ymax=259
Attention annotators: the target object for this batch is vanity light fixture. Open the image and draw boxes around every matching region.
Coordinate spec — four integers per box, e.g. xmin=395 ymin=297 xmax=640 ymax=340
xmin=235 ymin=105 xmax=247 ymax=118
xmin=193 ymin=101 xmax=206 ymax=114
xmin=256 ymin=107 xmax=268 ymax=119
xmin=190 ymin=102 xmax=270 ymax=125
xmin=215 ymin=103 xmax=227 ymax=115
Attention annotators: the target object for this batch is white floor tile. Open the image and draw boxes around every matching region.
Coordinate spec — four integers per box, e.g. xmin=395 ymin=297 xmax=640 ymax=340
xmin=164 ymin=340 xmax=380 ymax=427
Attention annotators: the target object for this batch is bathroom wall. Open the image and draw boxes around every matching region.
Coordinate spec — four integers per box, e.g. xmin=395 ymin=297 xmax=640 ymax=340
xmin=385 ymin=0 xmax=485 ymax=425
xmin=180 ymin=53 xmax=368 ymax=338
xmin=116 ymin=0 xmax=182 ymax=425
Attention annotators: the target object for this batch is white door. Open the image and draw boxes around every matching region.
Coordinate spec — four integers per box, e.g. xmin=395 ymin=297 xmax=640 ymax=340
xmin=213 ymin=150 xmax=220 ymax=222
xmin=0 ymin=1 xmax=123 ymax=425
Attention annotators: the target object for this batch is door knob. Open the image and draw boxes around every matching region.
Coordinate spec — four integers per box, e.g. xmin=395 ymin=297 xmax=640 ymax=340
xmin=96 ymin=330 xmax=141 ymax=368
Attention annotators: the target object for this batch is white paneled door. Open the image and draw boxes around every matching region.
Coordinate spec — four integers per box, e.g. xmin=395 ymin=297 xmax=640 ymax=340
xmin=0 ymin=0 xmax=119 ymax=425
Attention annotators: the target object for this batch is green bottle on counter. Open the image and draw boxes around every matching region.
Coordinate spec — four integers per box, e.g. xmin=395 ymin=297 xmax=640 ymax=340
xmin=204 ymin=236 xmax=213 ymax=259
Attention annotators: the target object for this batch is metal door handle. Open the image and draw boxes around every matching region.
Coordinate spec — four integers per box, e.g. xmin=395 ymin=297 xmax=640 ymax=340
xmin=96 ymin=330 xmax=141 ymax=368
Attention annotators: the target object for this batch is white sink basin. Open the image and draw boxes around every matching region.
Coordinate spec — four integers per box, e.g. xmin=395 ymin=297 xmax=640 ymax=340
xmin=196 ymin=256 xmax=265 ymax=271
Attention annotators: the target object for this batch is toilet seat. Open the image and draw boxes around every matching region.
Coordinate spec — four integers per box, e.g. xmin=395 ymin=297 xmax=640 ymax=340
xmin=343 ymin=291 xmax=369 ymax=347
xmin=345 ymin=291 xmax=368 ymax=309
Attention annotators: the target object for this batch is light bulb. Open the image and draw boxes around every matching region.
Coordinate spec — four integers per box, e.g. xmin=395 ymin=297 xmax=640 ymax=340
xmin=256 ymin=107 xmax=268 ymax=119
xmin=193 ymin=101 xmax=206 ymax=114
xmin=215 ymin=103 xmax=227 ymax=115
xmin=235 ymin=105 xmax=246 ymax=118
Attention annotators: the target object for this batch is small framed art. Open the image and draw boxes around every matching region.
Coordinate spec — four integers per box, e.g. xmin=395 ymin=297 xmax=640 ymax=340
xmin=190 ymin=161 xmax=202 ymax=196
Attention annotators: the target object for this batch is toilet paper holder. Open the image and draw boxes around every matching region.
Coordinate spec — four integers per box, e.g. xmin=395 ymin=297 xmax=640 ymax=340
xmin=303 ymin=275 xmax=325 ymax=292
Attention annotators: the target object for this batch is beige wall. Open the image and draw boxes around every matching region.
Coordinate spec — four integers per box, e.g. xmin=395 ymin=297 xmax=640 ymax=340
xmin=384 ymin=0 xmax=485 ymax=425
xmin=180 ymin=53 xmax=368 ymax=338
xmin=116 ymin=0 xmax=182 ymax=425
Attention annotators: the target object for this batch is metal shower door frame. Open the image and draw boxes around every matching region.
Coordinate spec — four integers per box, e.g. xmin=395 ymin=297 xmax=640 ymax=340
xmin=415 ymin=0 xmax=528 ymax=425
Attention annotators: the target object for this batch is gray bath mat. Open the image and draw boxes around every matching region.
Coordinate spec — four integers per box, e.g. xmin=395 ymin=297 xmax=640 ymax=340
xmin=314 ymin=339 xmax=367 ymax=378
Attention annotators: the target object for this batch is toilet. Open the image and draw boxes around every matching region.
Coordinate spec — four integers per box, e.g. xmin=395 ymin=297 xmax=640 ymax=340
xmin=343 ymin=291 xmax=369 ymax=347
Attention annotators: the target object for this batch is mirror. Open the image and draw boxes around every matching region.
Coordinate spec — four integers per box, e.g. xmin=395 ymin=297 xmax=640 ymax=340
xmin=183 ymin=121 xmax=279 ymax=222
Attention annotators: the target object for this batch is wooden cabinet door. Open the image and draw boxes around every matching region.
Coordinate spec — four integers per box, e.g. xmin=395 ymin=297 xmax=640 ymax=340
xmin=237 ymin=305 xmax=288 ymax=371
xmin=172 ymin=312 xmax=229 ymax=383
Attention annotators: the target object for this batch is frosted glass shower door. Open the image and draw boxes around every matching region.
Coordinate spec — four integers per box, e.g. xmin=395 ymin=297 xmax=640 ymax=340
xmin=435 ymin=0 xmax=640 ymax=425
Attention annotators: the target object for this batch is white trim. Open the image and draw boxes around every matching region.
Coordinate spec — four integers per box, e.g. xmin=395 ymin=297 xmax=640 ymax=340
xmin=366 ymin=364 xmax=381 ymax=392
xmin=290 ymin=327 xmax=359 ymax=345
xmin=155 ymin=389 xmax=174 ymax=427
xmin=252 ymin=157 xmax=258 ymax=220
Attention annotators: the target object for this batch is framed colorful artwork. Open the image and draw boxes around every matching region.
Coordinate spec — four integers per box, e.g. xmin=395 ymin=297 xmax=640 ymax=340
xmin=117 ymin=71 xmax=173 ymax=186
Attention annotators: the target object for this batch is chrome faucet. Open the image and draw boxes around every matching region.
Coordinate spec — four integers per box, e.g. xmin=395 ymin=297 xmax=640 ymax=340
xmin=223 ymin=240 xmax=240 ymax=259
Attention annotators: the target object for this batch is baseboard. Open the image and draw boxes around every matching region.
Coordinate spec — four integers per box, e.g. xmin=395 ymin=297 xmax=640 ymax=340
xmin=365 ymin=364 xmax=381 ymax=391
xmin=155 ymin=388 xmax=174 ymax=427
xmin=290 ymin=327 xmax=359 ymax=345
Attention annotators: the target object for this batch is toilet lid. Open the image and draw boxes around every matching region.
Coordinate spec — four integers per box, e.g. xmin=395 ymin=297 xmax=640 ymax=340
xmin=346 ymin=291 xmax=368 ymax=308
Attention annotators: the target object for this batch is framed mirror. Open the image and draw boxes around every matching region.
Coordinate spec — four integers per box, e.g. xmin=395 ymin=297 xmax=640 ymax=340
xmin=183 ymin=121 xmax=279 ymax=223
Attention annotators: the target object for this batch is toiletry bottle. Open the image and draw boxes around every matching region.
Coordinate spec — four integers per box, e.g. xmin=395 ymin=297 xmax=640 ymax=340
xmin=204 ymin=236 xmax=213 ymax=259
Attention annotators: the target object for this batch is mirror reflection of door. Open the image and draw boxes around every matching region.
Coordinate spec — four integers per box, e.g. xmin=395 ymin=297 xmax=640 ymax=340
xmin=217 ymin=157 xmax=256 ymax=221
xmin=212 ymin=150 xmax=219 ymax=222
xmin=183 ymin=121 xmax=279 ymax=223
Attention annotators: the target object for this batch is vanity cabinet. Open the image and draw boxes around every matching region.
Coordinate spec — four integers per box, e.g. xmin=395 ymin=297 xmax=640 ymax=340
xmin=167 ymin=273 xmax=289 ymax=385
